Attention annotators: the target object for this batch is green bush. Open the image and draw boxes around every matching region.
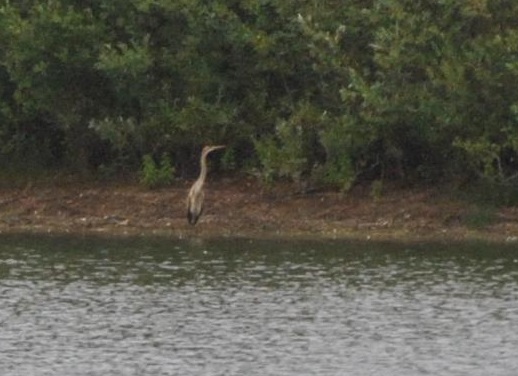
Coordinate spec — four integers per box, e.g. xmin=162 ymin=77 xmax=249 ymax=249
xmin=139 ymin=153 xmax=174 ymax=189
xmin=254 ymin=121 xmax=308 ymax=185
xmin=220 ymin=147 xmax=237 ymax=171
xmin=463 ymin=206 xmax=497 ymax=230
xmin=1 ymin=0 xmax=518 ymax=188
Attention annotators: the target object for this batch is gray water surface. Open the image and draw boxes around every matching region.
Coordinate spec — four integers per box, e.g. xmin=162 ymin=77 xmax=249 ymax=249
xmin=1 ymin=235 xmax=517 ymax=375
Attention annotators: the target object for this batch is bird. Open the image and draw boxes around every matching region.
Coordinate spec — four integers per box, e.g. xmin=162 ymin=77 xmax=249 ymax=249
xmin=187 ymin=145 xmax=225 ymax=225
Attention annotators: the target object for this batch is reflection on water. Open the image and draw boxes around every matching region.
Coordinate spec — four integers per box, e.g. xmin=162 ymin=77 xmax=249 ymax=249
xmin=1 ymin=234 xmax=518 ymax=376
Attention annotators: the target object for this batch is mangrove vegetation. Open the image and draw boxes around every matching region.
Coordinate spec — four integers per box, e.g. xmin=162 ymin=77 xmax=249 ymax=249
xmin=1 ymin=0 xmax=518 ymax=197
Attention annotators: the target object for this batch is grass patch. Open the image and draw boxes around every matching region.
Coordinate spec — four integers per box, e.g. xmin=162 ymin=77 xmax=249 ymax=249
xmin=455 ymin=179 xmax=518 ymax=207
xmin=463 ymin=206 xmax=498 ymax=229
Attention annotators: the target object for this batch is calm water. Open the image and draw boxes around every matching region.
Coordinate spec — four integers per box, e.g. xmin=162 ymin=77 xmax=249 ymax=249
xmin=1 ymin=234 xmax=517 ymax=376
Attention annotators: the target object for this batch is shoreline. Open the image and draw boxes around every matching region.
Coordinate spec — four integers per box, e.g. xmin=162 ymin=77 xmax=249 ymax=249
xmin=1 ymin=178 xmax=517 ymax=244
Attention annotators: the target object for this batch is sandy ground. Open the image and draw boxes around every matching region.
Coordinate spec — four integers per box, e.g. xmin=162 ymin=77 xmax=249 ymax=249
xmin=1 ymin=177 xmax=518 ymax=243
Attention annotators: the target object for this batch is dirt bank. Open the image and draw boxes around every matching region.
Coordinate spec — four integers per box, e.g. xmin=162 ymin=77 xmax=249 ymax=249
xmin=0 ymin=177 xmax=517 ymax=243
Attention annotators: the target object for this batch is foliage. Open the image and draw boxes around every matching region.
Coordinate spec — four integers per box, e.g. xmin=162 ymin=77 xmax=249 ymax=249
xmin=370 ymin=180 xmax=383 ymax=203
xmin=254 ymin=101 xmax=323 ymax=184
xmin=139 ymin=153 xmax=174 ymax=189
xmin=318 ymin=118 xmax=357 ymax=191
xmin=220 ymin=147 xmax=237 ymax=171
xmin=463 ymin=206 xmax=497 ymax=230
xmin=1 ymin=0 xmax=518 ymax=190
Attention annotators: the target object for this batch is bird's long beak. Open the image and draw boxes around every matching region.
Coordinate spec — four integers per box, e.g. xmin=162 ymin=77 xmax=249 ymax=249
xmin=210 ymin=145 xmax=226 ymax=151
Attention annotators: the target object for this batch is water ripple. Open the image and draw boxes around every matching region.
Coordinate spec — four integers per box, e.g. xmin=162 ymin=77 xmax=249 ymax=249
xmin=0 ymin=236 xmax=517 ymax=375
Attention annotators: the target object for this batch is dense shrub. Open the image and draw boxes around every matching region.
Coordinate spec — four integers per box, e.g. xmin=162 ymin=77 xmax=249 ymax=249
xmin=140 ymin=153 xmax=174 ymax=189
xmin=0 ymin=0 xmax=517 ymax=189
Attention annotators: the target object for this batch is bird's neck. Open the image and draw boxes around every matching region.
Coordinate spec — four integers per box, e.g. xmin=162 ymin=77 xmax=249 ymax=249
xmin=198 ymin=152 xmax=209 ymax=183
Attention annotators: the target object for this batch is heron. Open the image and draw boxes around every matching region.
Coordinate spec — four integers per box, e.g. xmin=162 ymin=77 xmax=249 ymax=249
xmin=187 ymin=145 xmax=225 ymax=225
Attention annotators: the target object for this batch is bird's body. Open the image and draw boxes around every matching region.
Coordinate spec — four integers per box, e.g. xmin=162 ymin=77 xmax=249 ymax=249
xmin=187 ymin=145 xmax=225 ymax=225
xmin=187 ymin=178 xmax=205 ymax=225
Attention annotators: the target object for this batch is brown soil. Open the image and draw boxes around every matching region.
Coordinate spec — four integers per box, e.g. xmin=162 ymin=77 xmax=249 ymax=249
xmin=1 ymin=177 xmax=518 ymax=243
